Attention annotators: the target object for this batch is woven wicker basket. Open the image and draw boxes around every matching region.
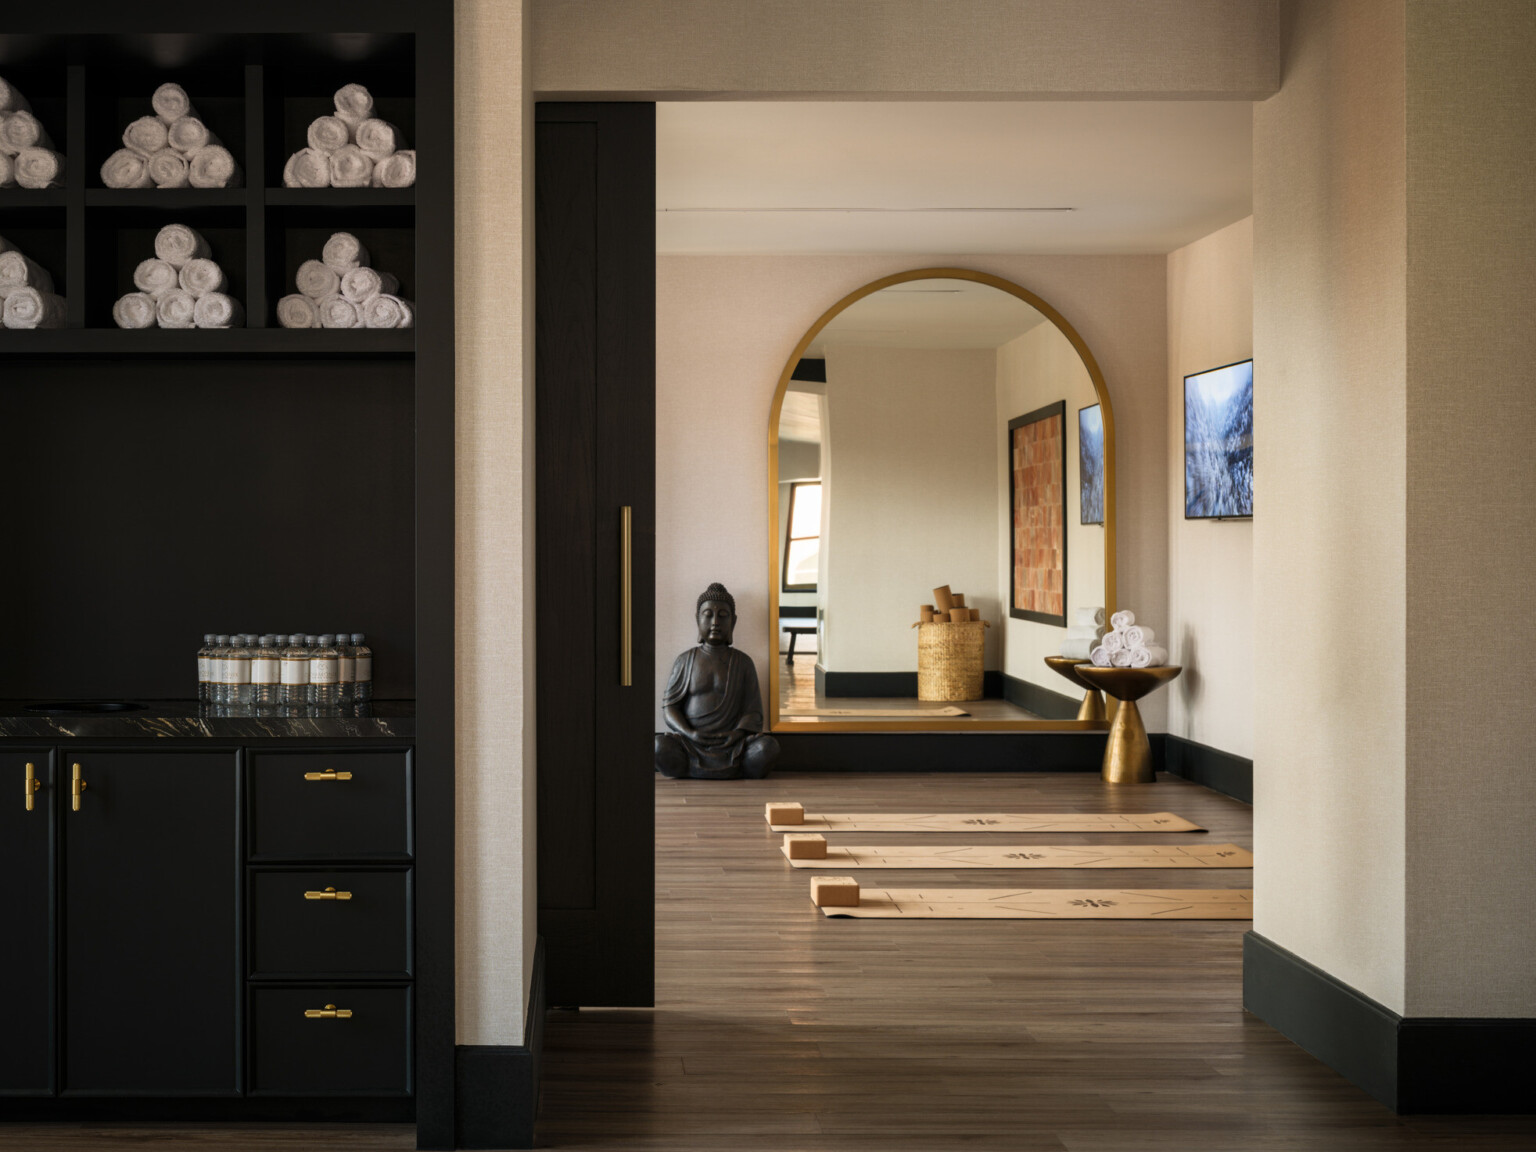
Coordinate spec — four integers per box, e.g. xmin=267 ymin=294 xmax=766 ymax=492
xmin=916 ymin=620 xmax=987 ymax=701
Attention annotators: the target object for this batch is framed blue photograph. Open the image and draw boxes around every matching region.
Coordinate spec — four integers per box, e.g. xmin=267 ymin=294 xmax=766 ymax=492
xmin=1078 ymin=404 xmax=1104 ymax=525
xmin=1184 ymin=359 xmax=1253 ymax=519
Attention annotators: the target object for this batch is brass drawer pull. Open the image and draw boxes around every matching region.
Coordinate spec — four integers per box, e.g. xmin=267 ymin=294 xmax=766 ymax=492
xmin=302 ymin=769 xmax=353 ymax=781
xmin=72 ymin=762 xmax=87 ymax=811
xmin=24 ymin=762 xmax=40 ymax=812
xmin=304 ymin=886 xmax=353 ymax=901
xmin=303 ymin=1003 xmax=353 ymax=1020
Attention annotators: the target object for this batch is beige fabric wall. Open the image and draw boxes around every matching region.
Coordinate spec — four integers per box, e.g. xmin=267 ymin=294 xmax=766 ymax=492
xmin=532 ymin=0 xmax=1280 ymax=100
xmin=1166 ymin=217 xmax=1253 ymax=758
xmin=1252 ymin=0 xmax=1407 ymax=1012
xmin=821 ymin=346 xmax=999 ymax=673
xmin=995 ymin=325 xmax=1106 ymax=693
xmin=1403 ymin=0 xmax=1536 ymax=1018
xmin=657 ymin=253 xmax=1167 ymax=730
xmin=455 ymin=0 xmax=536 ymax=1046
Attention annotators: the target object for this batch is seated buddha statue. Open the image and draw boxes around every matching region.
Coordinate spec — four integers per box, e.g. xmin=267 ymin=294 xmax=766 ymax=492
xmin=656 ymin=583 xmax=780 ymax=779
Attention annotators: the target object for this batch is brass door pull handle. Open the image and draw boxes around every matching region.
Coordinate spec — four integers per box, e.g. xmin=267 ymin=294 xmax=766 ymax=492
xmin=304 ymin=886 xmax=353 ymax=901
xmin=620 ymin=505 xmax=633 ymax=687
xmin=24 ymin=762 xmax=40 ymax=812
xmin=72 ymin=762 xmax=87 ymax=811
xmin=304 ymin=1004 xmax=353 ymax=1019
xmin=302 ymin=769 xmax=353 ymax=781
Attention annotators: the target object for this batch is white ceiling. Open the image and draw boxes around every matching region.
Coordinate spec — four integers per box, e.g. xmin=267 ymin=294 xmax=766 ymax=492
xmin=807 ymin=278 xmax=1045 ymax=354
xmin=657 ymin=101 xmax=1252 ymax=255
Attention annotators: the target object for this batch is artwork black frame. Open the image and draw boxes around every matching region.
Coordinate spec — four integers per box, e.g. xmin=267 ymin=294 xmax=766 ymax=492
xmin=1007 ymin=401 xmax=1068 ymax=627
xmin=1078 ymin=402 xmax=1105 ymax=526
xmin=1184 ymin=358 xmax=1254 ymax=521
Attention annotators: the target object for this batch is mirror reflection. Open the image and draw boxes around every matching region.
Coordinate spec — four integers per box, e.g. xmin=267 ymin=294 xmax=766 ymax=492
xmin=772 ymin=274 xmax=1111 ymax=728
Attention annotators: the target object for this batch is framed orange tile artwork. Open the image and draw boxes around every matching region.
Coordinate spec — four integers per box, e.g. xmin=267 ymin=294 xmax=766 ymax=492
xmin=1008 ymin=401 xmax=1067 ymax=626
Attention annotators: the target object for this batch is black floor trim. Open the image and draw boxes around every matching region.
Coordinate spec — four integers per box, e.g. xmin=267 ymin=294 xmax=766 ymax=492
xmin=1163 ymin=734 xmax=1252 ymax=803
xmin=774 ymin=731 xmax=1105 ymax=771
xmin=1001 ymin=673 xmax=1079 ymax=720
xmin=455 ymin=936 xmax=546 ymax=1149
xmin=1244 ymin=932 xmax=1536 ymax=1113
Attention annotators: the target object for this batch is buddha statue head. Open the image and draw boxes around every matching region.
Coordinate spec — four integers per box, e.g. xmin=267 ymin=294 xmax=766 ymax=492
xmin=696 ymin=582 xmax=737 ymax=648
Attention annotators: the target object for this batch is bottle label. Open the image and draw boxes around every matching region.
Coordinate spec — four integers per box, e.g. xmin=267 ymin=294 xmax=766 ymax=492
xmin=228 ymin=659 xmax=251 ymax=684
xmin=281 ymin=657 xmax=310 ymax=685
xmin=337 ymin=655 xmax=356 ymax=682
xmin=311 ymin=658 xmax=339 ymax=685
xmin=250 ymin=658 xmax=280 ymax=685
xmin=355 ymin=656 xmax=372 ymax=682
xmin=198 ymin=656 xmax=210 ymax=681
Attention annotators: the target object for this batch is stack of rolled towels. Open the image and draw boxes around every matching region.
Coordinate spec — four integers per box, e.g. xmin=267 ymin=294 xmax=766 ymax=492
xmin=0 ymin=75 xmax=67 ymax=189
xmin=1090 ymin=611 xmax=1169 ymax=669
xmin=0 ymin=235 xmax=66 ymax=329
xmin=112 ymin=224 xmax=243 ymax=329
xmin=283 ymin=84 xmax=415 ymax=189
xmin=277 ymin=232 xmax=413 ymax=329
xmin=100 ymin=83 xmax=241 ymax=190
xmin=1058 ymin=607 xmax=1105 ymax=661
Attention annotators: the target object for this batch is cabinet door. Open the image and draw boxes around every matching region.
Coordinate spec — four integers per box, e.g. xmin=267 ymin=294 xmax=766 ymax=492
xmin=62 ymin=750 xmax=239 ymax=1095
xmin=0 ymin=750 xmax=53 ymax=1095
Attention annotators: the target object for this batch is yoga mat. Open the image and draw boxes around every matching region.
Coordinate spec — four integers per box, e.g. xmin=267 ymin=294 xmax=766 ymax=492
xmin=783 ymin=842 xmax=1250 ymax=869
xmin=817 ymin=887 xmax=1252 ymax=919
xmin=781 ymin=706 xmax=970 ymax=717
xmin=766 ymin=810 xmax=1205 ymax=833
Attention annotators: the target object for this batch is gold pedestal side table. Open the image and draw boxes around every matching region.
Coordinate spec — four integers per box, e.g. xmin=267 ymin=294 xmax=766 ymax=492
xmin=1042 ymin=656 xmax=1108 ymax=722
xmin=1075 ymin=665 xmax=1183 ymax=784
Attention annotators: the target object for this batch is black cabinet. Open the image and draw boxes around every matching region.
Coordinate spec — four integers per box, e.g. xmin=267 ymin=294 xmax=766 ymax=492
xmin=0 ymin=751 xmax=53 ymax=1096
xmin=62 ymin=750 xmax=239 ymax=1095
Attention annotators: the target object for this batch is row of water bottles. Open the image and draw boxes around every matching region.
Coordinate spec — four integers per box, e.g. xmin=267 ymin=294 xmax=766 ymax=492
xmin=198 ymin=633 xmax=373 ymax=707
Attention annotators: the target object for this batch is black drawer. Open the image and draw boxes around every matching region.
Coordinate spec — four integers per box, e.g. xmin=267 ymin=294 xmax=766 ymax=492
xmin=249 ymin=986 xmax=411 ymax=1096
xmin=250 ymin=869 xmax=412 ymax=979
xmin=249 ymin=751 xmax=411 ymax=860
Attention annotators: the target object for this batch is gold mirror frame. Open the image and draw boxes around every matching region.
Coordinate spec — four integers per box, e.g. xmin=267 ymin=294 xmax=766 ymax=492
xmin=768 ymin=268 xmax=1117 ymax=732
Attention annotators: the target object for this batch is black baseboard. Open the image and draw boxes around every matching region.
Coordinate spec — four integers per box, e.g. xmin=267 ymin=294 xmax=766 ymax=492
xmin=775 ymin=730 xmax=1105 ymax=771
xmin=1163 ymin=733 xmax=1252 ymax=803
xmin=455 ymin=936 xmax=546 ymax=1149
xmin=1001 ymin=673 xmax=1080 ymax=720
xmin=817 ymin=667 xmax=1003 ymax=699
xmin=1244 ymin=932 xmax=1536 ymax=1113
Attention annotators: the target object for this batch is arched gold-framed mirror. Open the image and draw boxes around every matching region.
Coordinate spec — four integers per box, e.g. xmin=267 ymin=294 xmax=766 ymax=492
xmin=768 ymin=268 xmax=1117 ymax=732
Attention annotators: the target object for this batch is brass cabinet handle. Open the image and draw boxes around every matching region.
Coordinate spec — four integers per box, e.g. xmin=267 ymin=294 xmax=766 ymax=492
xmin=620 ymin=505 xmax=633 ymax=687
xmin=24 ymin=762 xmax=41 ymax=812
xmin=71 ymin=762 xmax=87 ymax=812
xmin=302 ymin=769 xmax=353 ymax=781
xmin=304 ymin=886 xmax=353 ymax=901
xmin=304 ymin=1003 xmax=353 ymax=1019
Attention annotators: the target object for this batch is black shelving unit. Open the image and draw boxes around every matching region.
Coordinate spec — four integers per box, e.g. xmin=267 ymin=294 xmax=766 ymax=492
xmin=1 ymin=10 xmax=455 ymax=1148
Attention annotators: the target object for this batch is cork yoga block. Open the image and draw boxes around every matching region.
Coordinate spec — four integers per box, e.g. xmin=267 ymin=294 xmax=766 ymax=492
xmin=766 ymin=801 xmax=804 ymax=825
xmin=932 ymin=585 xmax=954 ymax=612
xmin=952 ymin=593 xmax=966 ymax=608
xmin=784 ymin=833 xmax=828 ymax=860
xmin=811 ymin=875 xmax=861 ymax=907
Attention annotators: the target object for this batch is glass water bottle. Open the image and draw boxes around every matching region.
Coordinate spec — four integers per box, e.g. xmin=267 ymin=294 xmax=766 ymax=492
xmin=351 ymin=633 xmax=373 ymax=703
xmin=280 ymin=634 xmax=310 ymax=709
xmin=334 ymin=633 xmax=356 ymax=703
xmin=197 ymin=634 xmax=216 ymax=703
xmin=250 ymin=634 xmax=282 ymax=709
xmin=309 ymin=634 xmax=341 ymax=708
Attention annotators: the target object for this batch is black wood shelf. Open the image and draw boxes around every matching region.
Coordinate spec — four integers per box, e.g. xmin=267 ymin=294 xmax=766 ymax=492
xmin=0 ymin=189 xmax=67 ymax=209
xmin=0 ymin=328 xmax=414 ymax=358
xmin=266 ymin=189 xmax=415 ymax=208
xmin=84 ymin=189 xmax=249 ymax=209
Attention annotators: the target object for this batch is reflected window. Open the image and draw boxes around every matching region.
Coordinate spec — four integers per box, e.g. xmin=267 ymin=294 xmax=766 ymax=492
xmin=782 ymin=481 xmax=822 ymax=592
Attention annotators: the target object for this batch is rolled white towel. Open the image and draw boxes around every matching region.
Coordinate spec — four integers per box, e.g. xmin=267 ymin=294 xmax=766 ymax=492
xmin=318 ymin=293 xmax=360 ymax=329
xmin=147 ymin=148 xmax=189 ymax=189
xmin=123 ymin=115 xmax=168 ymax=159
xmin=178 ymin=257 xmax=225 ymax=298
xmin=276 ymin=293 xmax=321 ymax=329
xmin=1109 ymin=610 xmax=1135 ymax=631
xmin=1128 ymin=645 xmax=1169 ymax=669
xmin=3 ymin=286 xmax=66 ymax=329
xmin=0 ymin=250 xmax=54 ymax=295
xmin=1110 ymin=646 xmax=1134 ymax=668
xmin=328 ymin=144 xmax=372 ymax=188
xmin=333 ymin=83 xmax=374 ymax=130
xmin=14 ymin=147 xmax=63 ymax=189
xmin=362 ymin=293 xmax=413 ymax=329
xmin=154 ymin=224 xmax=210 ymax=268
xmin=193 ymin=291 xmax=243 ymax=329
xmin=100 ymin=148 xmax=153 ymax=189
xmin=1123 ymin=625 xmax=1157 ymax=649
xmin=0 ymin=110 xmax=51 ymax=155
xmin=188 ymin=144 xmax=240 ymax=189
xmin=1100 ymin=629 xmax=1124 ymax=653
xmin=0 ymin=77 xmax=32 ymax=116
xmin=282 ymin=148 xmax=330 ymax=189
xmin=1089 ymin=645 xmax=1112 ymax=668
xmin=166 ymin=116 xmax=215 ymax=155
xmin=340 ymin=266 xmax=398 ymax=304
xmin=321 ymin=232 xmax=369 ymax=272
xmin=0 ymin=151 xmax=12 ymax=187
xmin=307 ymin=115 xmax=352 ymax=154
xmin=1059 ymin=637 xmax=1096 ymax=661
xmin=1074 ymin=606 xmax=1105 ymax=628
xmin=353 ymin=118 xmax=402 ymax=160
xmin=132 ymin=257 xmax=179 ymax=298
xmin=370 ymin=148 xmax=415 ymax=188
xmin=296 ymin=259 xmax=339 ymax=300
xmin=152 ymin=83 xmax=196 ymax=124
xmin=156 ymin=288 xmax=197 ymax=329
xmin=113 ymin=291 xmax=159 ymax=329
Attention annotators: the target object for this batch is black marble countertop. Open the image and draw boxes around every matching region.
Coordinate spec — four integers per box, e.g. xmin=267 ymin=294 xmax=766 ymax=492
xmin=0 ymin=700 xmax=415 ymax=740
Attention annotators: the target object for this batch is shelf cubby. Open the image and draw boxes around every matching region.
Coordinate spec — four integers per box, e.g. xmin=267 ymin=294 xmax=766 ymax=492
xmin=83 ymin=205 xmax=246 ymax=328
xmin=0 ymin=210 xmax=67 ymax=303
